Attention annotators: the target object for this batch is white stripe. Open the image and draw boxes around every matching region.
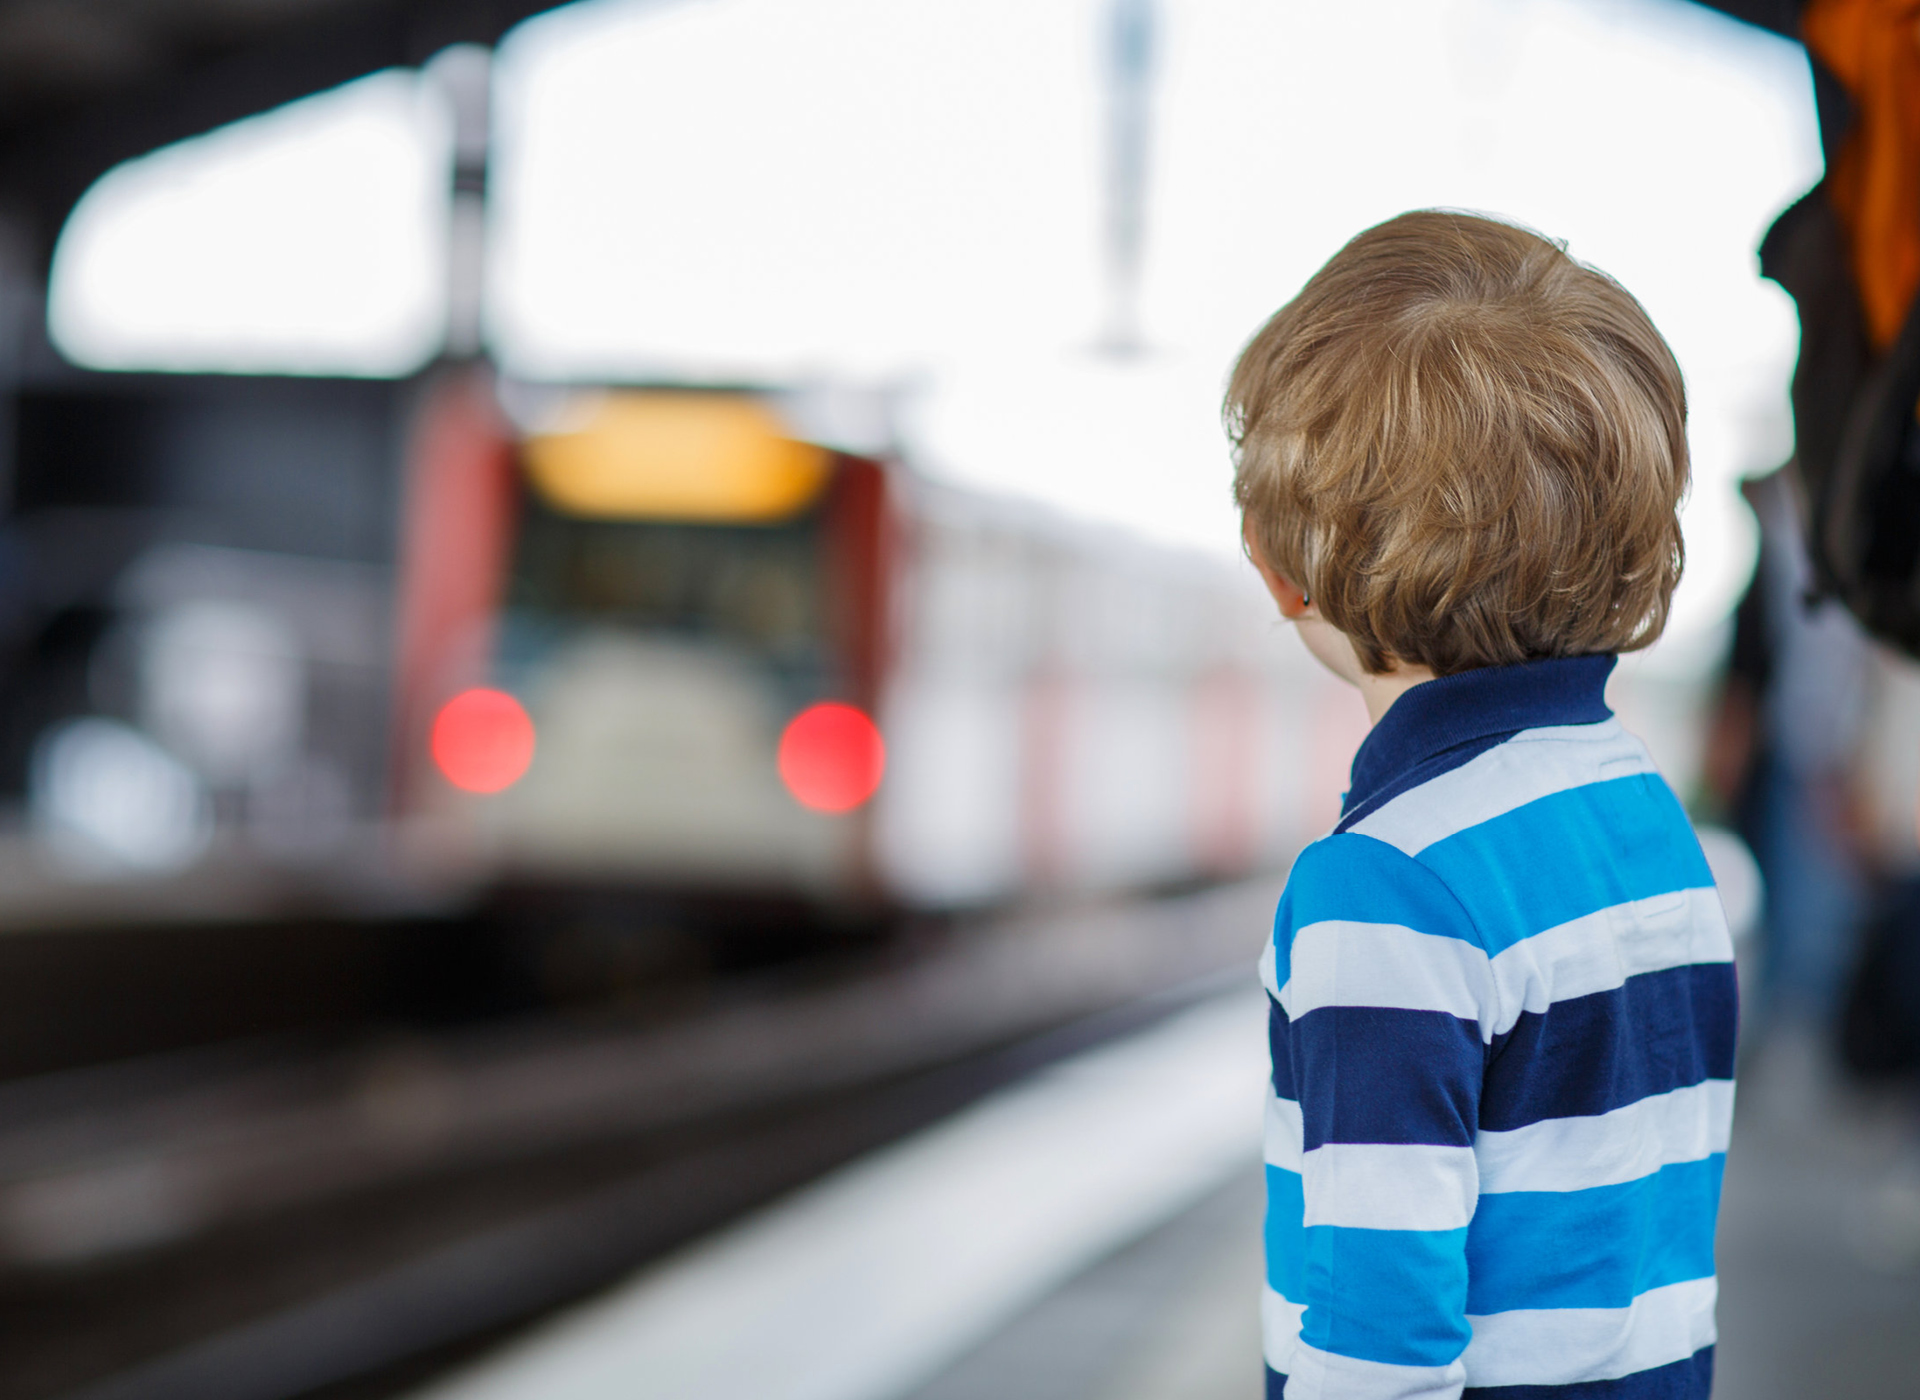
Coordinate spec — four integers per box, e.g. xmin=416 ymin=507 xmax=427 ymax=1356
xmin=1476 ymin=1080 xmax=1734 ymax=1194
xmin=1284 ymin=1341 xmax=1468 ymax=1399
xmin=1486 ymin=887 xmax=1732 ymax=1036
xmin=1348 ymin=720 xmax=1653 ymax=856
xmin=1464 ymin=1276 xmax=1717 ymax=1387
xmin=1259 ymin=935 xmax=1282 ymax=1000
xmin=1265 ymin=1087 xmax=1303 ymax=1173
xmin=1301 ymin=1142 xmax=1478 ymax=1231
xmin=1274 ymin=885 xmax=1729 ymax=1043
xmin=1262 ymin=1284 xmax=1304 ymax=1376
xmin=1614 ymin=886 xmax=1736 ymax=974
xmin=1279 ymin=921 xmax=1493 ymax=1027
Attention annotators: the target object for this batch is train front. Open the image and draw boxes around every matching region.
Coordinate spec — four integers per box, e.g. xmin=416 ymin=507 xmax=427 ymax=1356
xmin=395 ymin=386 xmax=894 ymax=913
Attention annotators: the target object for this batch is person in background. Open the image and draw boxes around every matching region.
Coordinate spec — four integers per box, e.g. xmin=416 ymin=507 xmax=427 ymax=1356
xmin=1227 ymin=211 xmax=1735 ymax=1398
xmin=1704 ymin=467 xmax=1871 ymax=1036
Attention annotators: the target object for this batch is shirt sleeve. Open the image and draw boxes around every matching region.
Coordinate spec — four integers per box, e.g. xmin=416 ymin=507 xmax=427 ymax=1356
xmin=1261 ymin=832 xmax=1495 ymax=1400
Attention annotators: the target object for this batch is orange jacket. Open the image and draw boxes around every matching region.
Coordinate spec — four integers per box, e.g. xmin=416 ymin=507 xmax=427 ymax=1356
xmin=1804 ymin=0 xmax=1920 ymax=348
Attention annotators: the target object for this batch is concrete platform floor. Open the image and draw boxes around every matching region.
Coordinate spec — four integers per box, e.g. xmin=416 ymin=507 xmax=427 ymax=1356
xmin=1715 ymin=1027 xmax=1920 ymax=1399
xmin=900 ymin=1168 xmax=1264 ymax=1400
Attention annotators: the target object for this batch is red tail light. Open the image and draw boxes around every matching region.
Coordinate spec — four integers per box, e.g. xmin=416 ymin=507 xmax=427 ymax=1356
xmin=778 ymin=703 xmax=884 ymax=812
xmin=431 ymin=688 xmax=536 ymax=793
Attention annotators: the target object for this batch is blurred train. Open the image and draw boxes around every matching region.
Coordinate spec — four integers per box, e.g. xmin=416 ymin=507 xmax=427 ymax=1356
xmin=391 ymin=375 xmax=1349 ymax=912
xmin=0 ymin=368 xmax=1360 ymax=930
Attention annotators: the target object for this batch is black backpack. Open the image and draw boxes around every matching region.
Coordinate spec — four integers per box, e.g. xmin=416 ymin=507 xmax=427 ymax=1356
xmin=1761 ymin=185 xmax=1920 ymax=660
xmin=1840 ymin=876 xmax=1920 ymax=1078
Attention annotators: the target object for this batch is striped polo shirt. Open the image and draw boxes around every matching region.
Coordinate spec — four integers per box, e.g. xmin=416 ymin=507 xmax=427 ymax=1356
xmin=1262 ymin=654 xmax=1736 ymax=1399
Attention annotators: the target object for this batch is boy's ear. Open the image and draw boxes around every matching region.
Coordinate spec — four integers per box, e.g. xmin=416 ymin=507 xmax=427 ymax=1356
xmin=1266 ymin=573 xmax=1312 ymax=620
xmin=1243 ymin=522 xmax=1315 ymax=620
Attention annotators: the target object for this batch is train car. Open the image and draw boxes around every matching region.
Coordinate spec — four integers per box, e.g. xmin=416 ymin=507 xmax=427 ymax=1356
xmin=0 ymin=366 xmax=1360 ymax=933
xmin=387 ymin=374 xmax=1355 ymax=917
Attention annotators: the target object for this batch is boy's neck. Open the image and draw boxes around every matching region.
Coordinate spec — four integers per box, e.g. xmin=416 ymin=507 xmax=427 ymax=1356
xmin=1355 ymin=662 xmax=1438 ymax=727
xmin=1237 ymin=543 xmax=1440 ymax=725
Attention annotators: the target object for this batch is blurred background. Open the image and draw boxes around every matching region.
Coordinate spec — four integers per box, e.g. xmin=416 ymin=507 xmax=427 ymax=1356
xmin=0 ymin=0 xmax=1915 ymax=1396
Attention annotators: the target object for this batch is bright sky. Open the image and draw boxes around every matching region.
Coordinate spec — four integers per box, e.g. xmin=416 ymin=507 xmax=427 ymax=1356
xmin=48 ymin=0 xmax=1822 ymax=647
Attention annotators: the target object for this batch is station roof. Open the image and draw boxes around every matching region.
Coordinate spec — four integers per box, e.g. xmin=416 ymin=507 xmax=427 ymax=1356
xmin=0 ymin=0 xmax=570 ymax=267
xmin=0 ymin=0 xmax=1806 ymax=273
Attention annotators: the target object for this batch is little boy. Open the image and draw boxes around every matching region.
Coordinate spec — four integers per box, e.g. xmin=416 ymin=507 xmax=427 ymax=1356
xmin=1229 ymin=212 xmax=1735 ymax=1399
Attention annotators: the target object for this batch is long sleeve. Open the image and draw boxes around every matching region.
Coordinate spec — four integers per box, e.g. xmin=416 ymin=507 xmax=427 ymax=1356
xmin=1262 ymin=832 xmax=1495 ymax=1399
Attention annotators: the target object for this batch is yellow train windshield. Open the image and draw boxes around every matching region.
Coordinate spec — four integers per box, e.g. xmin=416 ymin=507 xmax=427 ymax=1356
xmin=523 ymin=392 xmax=830 ymax=524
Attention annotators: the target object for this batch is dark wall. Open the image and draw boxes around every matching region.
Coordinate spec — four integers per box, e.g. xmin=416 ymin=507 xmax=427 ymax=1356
xmin=12 ymin=373 xmax=408 ymax=561
xmin=0 ymin=371 xmax=413 ymax=797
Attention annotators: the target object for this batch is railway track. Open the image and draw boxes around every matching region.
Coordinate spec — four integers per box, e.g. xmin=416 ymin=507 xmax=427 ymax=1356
xmin=0 ymin=877 xmax=1277 ymax=1400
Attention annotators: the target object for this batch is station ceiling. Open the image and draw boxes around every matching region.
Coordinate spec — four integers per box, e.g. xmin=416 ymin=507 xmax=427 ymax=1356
xmin=0 ymin=0 xmax=570 ymax=267
xmin=0 ymin=0 xmax=351 ymax=123
xmin=0 ymin=0 xmax=1808 ymax=273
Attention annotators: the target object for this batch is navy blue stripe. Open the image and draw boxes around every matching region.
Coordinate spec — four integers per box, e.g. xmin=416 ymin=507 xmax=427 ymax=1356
xmin=1274 ymin=1001 xmax=1483 ymax=1149
xmin=1266 ymin=1367 xmax=1287 ymax=1400
xmin=1466 ymin=1155 xmax=1724 ymax=1311
xmin=1338 ymin=730 xmax=1513 ymax=830
xmin=1463 ymin=1345 xmax=1712 ymax=1398
xmin=1269 ymin=996 xmax=1294 ymax=1099
xmin=1482 ymin=963 xmax=1738 ymax=1131
xmin=1418 ymin=776 xmax=1712 ymax=955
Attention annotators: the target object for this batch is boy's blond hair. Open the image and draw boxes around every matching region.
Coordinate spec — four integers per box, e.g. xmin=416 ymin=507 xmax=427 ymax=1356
xmin=1227 ymin=210 xmax=1688 ymax=676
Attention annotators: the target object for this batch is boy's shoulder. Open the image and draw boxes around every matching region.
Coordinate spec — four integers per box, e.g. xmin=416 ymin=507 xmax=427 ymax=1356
xmin=1270 ymin=712 xmax=1729 ymax=1044
xmin=1282 ymin=713 xmax=1714 ymax=954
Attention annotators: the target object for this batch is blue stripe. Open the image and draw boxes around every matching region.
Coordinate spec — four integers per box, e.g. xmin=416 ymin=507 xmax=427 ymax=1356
xmin=1265 ymin=1165 xmax=1305 ymax=1299
xmin=1463 ymin=1344 xmax=1713 ymax=1397
xmin=1266 ymin=1366 xmax=1287 ymax=1400
xmin=1467 ymin=1155 xmax=1724 ymax=1313
xmin=1268 ymin=1164 xmax=1474 ymax=1368
xmin=1298 ymin=1222 xmax=1472 ymax=1367
xmin=1276 ymin=835 xmax=1481 ymax=996
xmin=1418 ymin=775 xmax=1712 ymax=956
xmin=1275 ymin=1001 xmax=1483 ymax=1148
xmin=1482 ymin=963 xmax=1738 ymax=1130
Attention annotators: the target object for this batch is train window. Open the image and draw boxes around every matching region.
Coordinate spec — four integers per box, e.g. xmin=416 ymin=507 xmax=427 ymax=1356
xmin=505 ymin=504 xmax=823 ymax=662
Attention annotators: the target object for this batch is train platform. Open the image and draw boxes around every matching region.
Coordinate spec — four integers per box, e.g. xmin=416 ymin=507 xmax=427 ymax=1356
xmin=397 ymin=994 xmax=1920 ymax=1400
xmin=402 ymin=985 xmax=1269 ymax=1400
xmin=1715 ymin=1024 xmax=1920 ymax=1399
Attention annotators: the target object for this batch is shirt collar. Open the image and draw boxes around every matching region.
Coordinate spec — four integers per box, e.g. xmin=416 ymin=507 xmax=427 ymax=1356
xmin=1343 ymin=653 xmax=1617 ymax=820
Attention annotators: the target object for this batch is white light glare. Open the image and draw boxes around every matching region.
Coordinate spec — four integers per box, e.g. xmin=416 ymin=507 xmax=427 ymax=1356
xmin=48 ymin=69 xmax=452 ymax=377
xmin=31 ymin=719 xmax=213 ymax=878
xmin=493 ymin=0 xmax=1822 ymax=657
xmin=142 ymin=601 xmax=304 ymax=785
